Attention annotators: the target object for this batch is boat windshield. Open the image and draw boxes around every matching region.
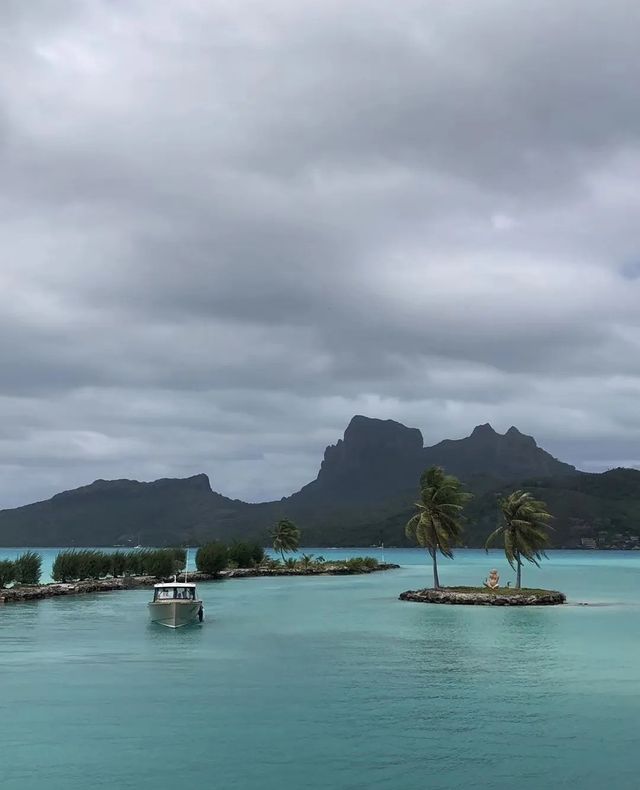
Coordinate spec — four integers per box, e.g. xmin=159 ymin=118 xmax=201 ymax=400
xmin=154 ymin=587 xmax=195 ymax=601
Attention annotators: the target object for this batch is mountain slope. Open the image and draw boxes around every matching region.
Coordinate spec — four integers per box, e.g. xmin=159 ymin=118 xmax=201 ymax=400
xmin=291 ymin=416 xmax=425 ymax=504
xmin=288 ymin=416 xmax=574 ymax=507
xmin=1 ymin=414 xmax=629 ymax=550
xmin=423 ymin=423 xmax=575 ymax=481
xmin=0 ymin=474 xmax=253 ymax=547
xmin=348 ymin=467 xmax=640 ymax=549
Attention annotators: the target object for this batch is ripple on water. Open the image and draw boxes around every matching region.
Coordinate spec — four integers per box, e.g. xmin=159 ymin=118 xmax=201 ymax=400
xmin=1 ymin=549 xmax=640 ymax=789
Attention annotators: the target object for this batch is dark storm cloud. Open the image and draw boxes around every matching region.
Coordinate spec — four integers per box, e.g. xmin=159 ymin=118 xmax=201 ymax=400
xmin=1 ymin=0 xmax=640 ymax=506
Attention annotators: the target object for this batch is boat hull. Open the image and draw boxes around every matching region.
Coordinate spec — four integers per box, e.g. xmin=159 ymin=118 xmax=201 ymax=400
xmin=148 ymin=600 xmax=202 ymax=628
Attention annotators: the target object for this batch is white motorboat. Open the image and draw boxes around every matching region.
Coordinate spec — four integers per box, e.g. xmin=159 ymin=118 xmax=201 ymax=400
xmin=148 ymin=582 xmax=203 ymax=628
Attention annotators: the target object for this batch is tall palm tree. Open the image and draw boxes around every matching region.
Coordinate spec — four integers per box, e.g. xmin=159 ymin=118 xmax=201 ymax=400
xmin=405 ymin=466 xmax=471 ymax=589
xmin=485 ymin=490 xmax=552 ymax=589
xmin=271 ymin=518 xmax=300 ymax=561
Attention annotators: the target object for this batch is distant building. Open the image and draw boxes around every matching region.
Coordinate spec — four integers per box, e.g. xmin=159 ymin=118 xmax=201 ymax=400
xmin=580 ymin=538 xmax=597 ymax=549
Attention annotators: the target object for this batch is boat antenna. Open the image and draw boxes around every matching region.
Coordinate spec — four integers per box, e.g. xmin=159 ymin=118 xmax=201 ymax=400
xmin=184 ymin=546 xmax=189 ymax=584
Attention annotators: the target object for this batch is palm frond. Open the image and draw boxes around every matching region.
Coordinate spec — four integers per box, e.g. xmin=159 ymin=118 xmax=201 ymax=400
xmin=484 ymin=526 xmax=504 ymax=551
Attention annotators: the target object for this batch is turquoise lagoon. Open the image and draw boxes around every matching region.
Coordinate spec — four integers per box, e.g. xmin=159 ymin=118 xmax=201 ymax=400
xmin=1 ymin=548 xmax=640 ymax=789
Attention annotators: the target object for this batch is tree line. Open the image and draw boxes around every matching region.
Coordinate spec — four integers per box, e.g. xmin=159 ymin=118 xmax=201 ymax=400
xmin=405 ymin=466 xmax=553 ymax=589
xmin=0 ymin=551 xmax=42 ymax=588
xmin=1 ymin=540 xmax=296 ymax=589
xmin=196 ymin=519 xmax=303 ymax=573
xmin=51 ymin=548 xmax=188 ymax=582
xmin=195 ymin=528 xmax=380 ymax=575
xmin=1 ymin=526 xmax=305 ymax=588
xmin=195 ymin=541 xmax=266 ymax=575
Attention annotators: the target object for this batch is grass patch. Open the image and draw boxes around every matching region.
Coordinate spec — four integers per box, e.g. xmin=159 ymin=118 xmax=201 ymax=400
xmin=443 ymin=586 xmax=561 ymax=596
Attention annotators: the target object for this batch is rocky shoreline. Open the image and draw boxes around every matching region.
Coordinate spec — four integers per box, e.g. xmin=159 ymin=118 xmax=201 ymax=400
xmin=0 ymin=563 xmax=399 ymax=604
xmin=399 ymin=587 xmax=566 ymax=606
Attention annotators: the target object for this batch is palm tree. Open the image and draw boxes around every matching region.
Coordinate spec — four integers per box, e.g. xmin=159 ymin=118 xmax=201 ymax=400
xmin=271 ymin=518 xmax=300 ymax=562
xmin=485 ymin=490 xmax=552 ymax=589
xmin=299 ymin=553 xmax=315 ymax=570
xmin=405 ymin=466 xmax=471 ymax=589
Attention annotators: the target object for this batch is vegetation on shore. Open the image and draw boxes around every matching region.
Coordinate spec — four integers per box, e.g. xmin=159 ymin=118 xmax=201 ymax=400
xmin=440 ymin=586 xmax=557 ymax=596
xmin=0 ymin=559 xmax=16 ymax=588
xmin=195 ymin=522 xmax=378 ymax=576
xmin=1 ymin=524 xmax=386 ymax=592
xmin=405 ymin=466 xmax=471 ymax=589
xmin=271 ymin=518 xmax=301 ymax=561
xmin=51 ymin=548 xmax=186 ymax=582
xmin=485 ymin=490 xmax=553 ymax=589
xmin=195 ymin=541 xmax=266 ymax=575
xmin=0 ymin=551 xmax=43 ymax=587
xmin=194 ymin=538 xmax=381 ymax=576
xmin=404 ymin=466 xmax=557 ymax=593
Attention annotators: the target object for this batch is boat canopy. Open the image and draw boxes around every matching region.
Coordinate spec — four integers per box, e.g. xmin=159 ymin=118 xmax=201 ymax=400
xmin=153 ymin=582 xmax=196 ymax=588
xmin=153 ymin=584 xmax=198 ymax=602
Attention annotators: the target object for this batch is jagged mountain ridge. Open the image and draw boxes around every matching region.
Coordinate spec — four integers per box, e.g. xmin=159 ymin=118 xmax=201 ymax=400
xmin=0 ymin=415 xmax=593 ymax=548
xmin=423 ymin=422 xmax=575 ymax=481
xmin=291 ymin=416 xmax=575 ymax=504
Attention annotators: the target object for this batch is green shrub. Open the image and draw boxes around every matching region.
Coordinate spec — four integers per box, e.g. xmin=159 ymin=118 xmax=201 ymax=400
xmin=81 ymin=550 xmax=110 ymax=579
xmin=110 ymin=552 xmax=127 ymax=577
xmin=144 ymin=549 xmax=176 ymax=579
xmin=123 ymin=549 xmax=147 ymax=576
xmin=13 ymin=551 xmax=42 ymax=585
xmin=283 ymin=557 xmax=298 ymax=569
xmin=342 ymin=556 xmax=378 ymax=572
xmin=0 ymin=559 xmax=15 ymax=588
xmin=195 ymin=542 xmax=228 ymax=576
xmin=345 ymin=556 xmax=377 ymax=571
xmin=171 ymin=548 xmax=187 ymax=572
xmin=51 ymin=548 xmax=180 ymax=581
xmin=228 ymin=541 xmax=265 ymax=568
xmin=52 ymin=550 xmax=80 ymax=582
xmin=51 ymin=550 xmax=106 ymax=581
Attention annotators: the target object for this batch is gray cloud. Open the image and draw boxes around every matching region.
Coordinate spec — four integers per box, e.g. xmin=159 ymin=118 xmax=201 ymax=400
xmin=1 ymin=0 xmax=640 ymax=507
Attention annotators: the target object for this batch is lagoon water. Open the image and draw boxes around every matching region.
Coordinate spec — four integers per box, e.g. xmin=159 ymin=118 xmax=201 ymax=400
xmin=2 ymin=548 xmax=640 ymax=789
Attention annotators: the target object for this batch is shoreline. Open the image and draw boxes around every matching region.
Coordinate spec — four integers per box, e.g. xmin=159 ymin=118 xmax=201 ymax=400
xmin=0 ymin=563 xmax=400 ymax=604
xmin=399 ymin=587 xmax=566 ymax=606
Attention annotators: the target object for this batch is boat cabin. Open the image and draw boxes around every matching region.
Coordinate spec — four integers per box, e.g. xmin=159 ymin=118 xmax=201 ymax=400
xmin=152 ymin=583 xmax=197 ymax=602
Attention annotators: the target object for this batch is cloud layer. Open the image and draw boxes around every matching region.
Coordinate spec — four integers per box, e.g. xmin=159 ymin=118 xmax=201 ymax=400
xmin=2 ymin=0 xmax=640 ymax=506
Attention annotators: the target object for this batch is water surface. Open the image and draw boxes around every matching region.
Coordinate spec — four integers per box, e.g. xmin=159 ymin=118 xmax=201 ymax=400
xmin=1 ymin=549 xmax=639 ymax=789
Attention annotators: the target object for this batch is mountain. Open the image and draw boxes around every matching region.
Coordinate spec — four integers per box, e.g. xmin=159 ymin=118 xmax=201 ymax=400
xmin=1 ymin=414 xmax=636 ymax=549
xmin=288 ymin=416 xmax=574 ymax=506
xmin=291 ymin=416 xmax=425 ymax=504
xmin=422 ymin=423 xmax=575 ymax=481
xmin=0 ymin=474 xmax=253 ymax=547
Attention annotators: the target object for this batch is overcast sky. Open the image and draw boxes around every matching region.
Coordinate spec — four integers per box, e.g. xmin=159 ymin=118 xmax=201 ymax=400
xmin=2 ymin=0 xmax=640 ymax=507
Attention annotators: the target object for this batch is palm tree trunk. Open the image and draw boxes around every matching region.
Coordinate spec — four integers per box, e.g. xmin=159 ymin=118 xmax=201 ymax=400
xmin=430 ymin=548 xmax=440 ymax=589
xmin=516 ymin=553 xmax=522 ymax=589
